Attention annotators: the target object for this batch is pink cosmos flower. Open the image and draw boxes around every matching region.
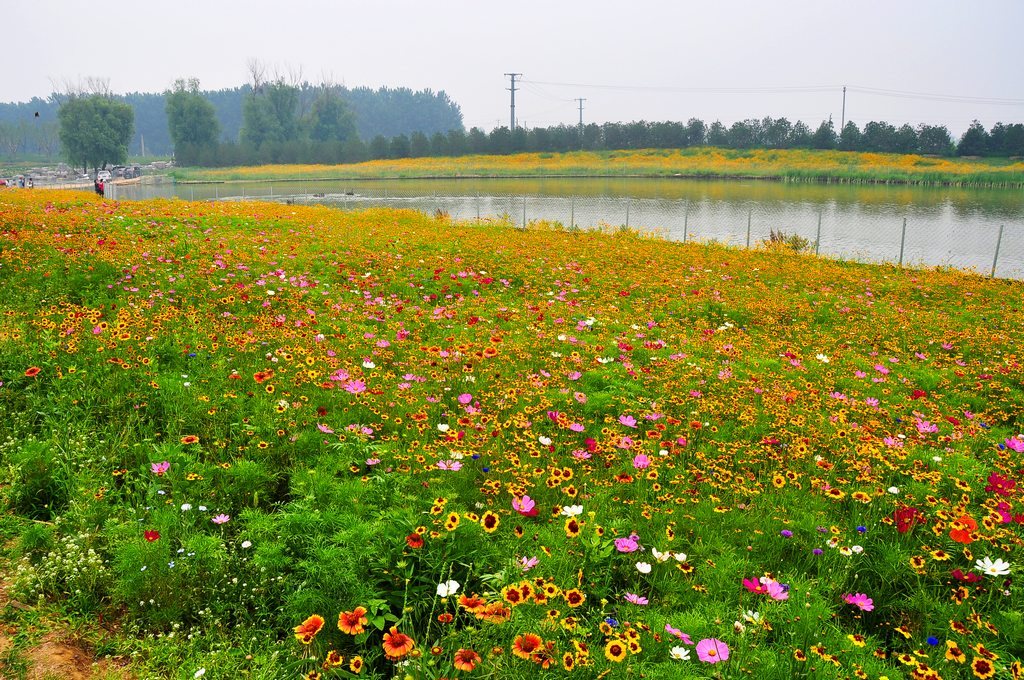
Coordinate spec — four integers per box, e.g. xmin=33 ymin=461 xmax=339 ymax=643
xmin=765 ymin=580 xmax=789 ymax=601
xmin=519 ymin=556 xmax=539 ymax=572
xmin=843 ymin=592 xmax=874 ymax=611
xmin=437 ymin=460 xmax=462 ymax=471
xmin=632 ymin=454 xmax=650 ymax=470
xmin=695 ymin=638 xmax=729 ymax=663
xmin=211 ymin=514 xmax=230 ymax=525
xmin=619 ymin=415 xmax=637 ymax=428
xmin=614 ymin=534 xmax=640 ymax=553
xmin=458 ymin=393 xmax=473 ymax=404
xmin=742 ymin=577 xmax=768 ymax=595
xmin=316 ymin=423 xmax=335 ymax=434
xmin=512 ymin=495 xmax=538 ymax=517
xmin=343 ymin=379 xmax=366 ymax=394
xmin=151 ymin=461 xmax=170 ymax=476
xmin=665 ymin=624 xmax=693 ymax=645
xmin=624 ymin=592 xmax=649 ymax=605
xmin=1005 ymin=437 xmax=1024 ymax=453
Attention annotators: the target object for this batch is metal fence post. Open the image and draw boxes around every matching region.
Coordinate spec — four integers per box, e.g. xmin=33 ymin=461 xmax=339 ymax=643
xmin=815 ymin=211 xmax=822 ymax=256
xmin=570 ymin=197 xmax=575 ymax=229
xmin=898 ymin=217 xmax=907 ymax=266
xmin=746 ymin=208 xmax=752 ymax=248
xmin=190 ymin=186 xmax=194 ymax=201
xmin=270 ymin=183 xmax=273 ymax=198
xmin=991 ymin=224 xmax=1004 ymax=278
xmin=476 ymin=191 xmax=480 ymax=220
xmin=683 ymin=204 xmax=688 ymax=243
xmin=625 ymin=199 xmax=630 ymax=228
xmin=522 ymin=196 xmax=527 ymax=227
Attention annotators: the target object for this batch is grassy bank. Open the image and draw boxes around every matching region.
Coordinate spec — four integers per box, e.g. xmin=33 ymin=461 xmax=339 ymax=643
xmin=1 ymin=190 xmax=1022 ymax=678
xmin=169 ymin=147 xmax=1024 ymax=186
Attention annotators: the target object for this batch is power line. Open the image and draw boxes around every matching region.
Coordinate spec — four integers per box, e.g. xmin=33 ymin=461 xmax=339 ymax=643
xmin=520 ymin=78 xmax=1024 ymax=105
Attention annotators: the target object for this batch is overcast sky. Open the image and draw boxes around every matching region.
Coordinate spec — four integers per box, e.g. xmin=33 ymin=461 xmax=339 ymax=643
xmin=7 ymin=0 xmax=1024 ymax=136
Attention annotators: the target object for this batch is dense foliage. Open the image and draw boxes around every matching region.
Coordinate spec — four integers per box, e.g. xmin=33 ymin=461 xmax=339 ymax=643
xmin=0 ymin=83 xmax=464 ymax=158
xmin=57 ymin=95 xmax=135 ymax=173
xmin=0 ymin=189 xmax=1021 ymax=678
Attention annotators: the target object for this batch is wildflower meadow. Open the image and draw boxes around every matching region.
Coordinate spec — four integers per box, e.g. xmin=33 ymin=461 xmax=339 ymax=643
xmin=0 ymin=189 xmax=1021 ymax=679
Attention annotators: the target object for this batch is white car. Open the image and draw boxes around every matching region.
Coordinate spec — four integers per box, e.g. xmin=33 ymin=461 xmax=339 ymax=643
xmin=97 ymin=170 xmax=112 ymax=181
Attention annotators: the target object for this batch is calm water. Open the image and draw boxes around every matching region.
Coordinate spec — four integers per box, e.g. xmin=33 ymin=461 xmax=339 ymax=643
xmin=113 ymin=177 xmax=1024 ymax=279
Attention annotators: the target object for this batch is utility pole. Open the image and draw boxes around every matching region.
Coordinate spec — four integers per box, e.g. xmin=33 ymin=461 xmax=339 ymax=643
xmin=576 ymin=98 xmax=586 ymax=129
xmin=840 ymin=86 xmax=846 ymax=133
xmin=505 ymin=73 xmax=521 ymax=130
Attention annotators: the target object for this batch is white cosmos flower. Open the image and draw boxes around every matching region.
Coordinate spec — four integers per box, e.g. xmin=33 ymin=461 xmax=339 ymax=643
xmin=538 ymin=436 xmax=552 ymax=446
xmin=561 ymin=505 xmax=584 ymax=517
xmin=636 ymin=562 xmax=652 ymax=574
xmin=437 ymin=424 xmax=450 ymax=432
xmin=362 ymin=360 xmax=376 ymax=369
xmin=669 ymin=646 xmax=690 ymax=660
xmin=816 ymin=353 xmax=830 ymax=363
xmin=975 ymin=556 xmax=1011 ymax=577
xmin=651 ymin=548 xmax=671 ymax=562
xmin=436 ymin=580 xmax=460 ymax=597
xmin=887 ymin=486 xmax=900 ymax=495
xmin=673 ymin=552 xmax=688 ymax=562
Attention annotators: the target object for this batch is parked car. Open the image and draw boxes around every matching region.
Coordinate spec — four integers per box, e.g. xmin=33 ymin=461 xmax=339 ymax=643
xmin=97 ymin=170 xmax=112 ymax=181
xmin=122 ymin=166 xmax=141 ymax=179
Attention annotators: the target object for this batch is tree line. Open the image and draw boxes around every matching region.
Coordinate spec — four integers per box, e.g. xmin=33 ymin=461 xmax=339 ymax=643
xmin=174 ymin=111 xmax=1024 ymax=167
xmin=0 ymin=81 xmax=464 ymax=159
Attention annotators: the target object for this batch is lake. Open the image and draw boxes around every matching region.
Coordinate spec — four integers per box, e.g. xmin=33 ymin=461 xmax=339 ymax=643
xmin=111 ymin=177 xmax=1024 ymax=279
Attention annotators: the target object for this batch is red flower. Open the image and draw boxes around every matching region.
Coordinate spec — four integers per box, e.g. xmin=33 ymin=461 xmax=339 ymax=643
xmin=405 ymin=533 xmax=424 ymax=549
xmin=144 ymin=530 xmax=160 ymax=542
xmin=382 ymin=627 xmax=415 ymax=658
xmin=24 ymin=366 xmax=41 ymax=378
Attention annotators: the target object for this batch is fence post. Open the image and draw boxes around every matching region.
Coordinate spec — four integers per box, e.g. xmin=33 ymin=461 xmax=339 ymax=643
xmin=815 ymin=211 xmax=822 ymax=256
xmin=476 ymin=191 xmax=480 ymax=220
xmin=570 ymin=197 xmax=575 ymax=229
xmin=270 ymin=183 xmax=273 ymax=198
xmin=898 ymin=217 xmax=907 ymax=266
xmin=190 ymin=186 xmax=194 ymax=201
xmin=683 ymin=204 xmax=688 ymax=243
xmin=242 ymin=185 xmax=245 ymax=200
xmin=522 ymin=195 xmax=527 ymax=227
xmin=746 ymin=208 xmax=752 ymax=248
xmin=625 ymin=199 xmax=630 ymax=228
xmin=991 ymin=224 xmax=1004 ymax=278
xmin=215 ymin=186 xmax=218 ymax=200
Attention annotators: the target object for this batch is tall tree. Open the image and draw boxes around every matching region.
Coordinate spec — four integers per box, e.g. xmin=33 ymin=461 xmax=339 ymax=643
xmin=811 ymin=119 xmax=837 ymax=150
xmin=838 ymin=121 xmax=861 ymax=151
xmin=956 ymin=120 xmax=990 ymax=156
xmin=58 ymin=94 xmax=134 ymax=173
xmin=308 ymin=90 xmax=356 ymax=143
xmin=917 ymin=124 xmax=953 ymax=155
xmin=165 ymin=78 xmax=220 ymax=161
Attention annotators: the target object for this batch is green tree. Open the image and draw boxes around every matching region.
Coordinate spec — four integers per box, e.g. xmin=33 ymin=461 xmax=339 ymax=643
xmin=58 ymin=95 xmax=134 ymax=173
xmin=811 ymin=120 xmax=837 ymax=149
xmin=241 ymin=80 xmax=299 ymax=149
xmin=165 ymin=78 xmax=220 ymax=162
xmin=308 ymin=91 xmax=356 ymax=143
xmin=839 ymin=121 xmax=861 ymax=151
xmin=917 ymin=125 xmax=953 ymax=155
xmin=956 ymin=120 xmax=990 ymax=156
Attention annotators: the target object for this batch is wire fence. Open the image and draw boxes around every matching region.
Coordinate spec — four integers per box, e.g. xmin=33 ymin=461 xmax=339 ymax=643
xmin=103 ymin=180 xmax=1024 ymax=280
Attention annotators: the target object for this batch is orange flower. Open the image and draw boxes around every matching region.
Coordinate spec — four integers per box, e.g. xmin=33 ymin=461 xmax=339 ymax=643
xmin=453 ymin=648 xmax=482 ymax=671
xmin=180 ymin=435 xmax=199 ymax=445
xmin=293 ymin=614 xmax=325 ymax=644
xmin=382 ymin=626 xmax=415 ymax=659
xmin=950 ymin=515 xmax=977 ymax=544
xmin=24 ymin=366 xmax=41 ymax=377
xmin=512 ymin=633 xmax=543 ymax=660
xmin=338 ymin=606 xmax=368 ymax=635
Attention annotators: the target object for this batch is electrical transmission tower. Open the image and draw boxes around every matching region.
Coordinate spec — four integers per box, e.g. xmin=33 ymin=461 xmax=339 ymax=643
xmin=505 ymin=73 xmax=521 ymax=130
